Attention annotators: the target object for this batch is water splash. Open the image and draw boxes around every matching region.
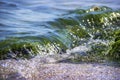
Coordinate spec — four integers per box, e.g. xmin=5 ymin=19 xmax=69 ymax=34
xmin=0 ymin=6 xmax=120 ymax=60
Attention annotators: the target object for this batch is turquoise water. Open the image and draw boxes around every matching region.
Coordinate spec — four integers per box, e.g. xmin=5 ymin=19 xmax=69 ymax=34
xmin=0 ymin=0 xmax=120 ymax=60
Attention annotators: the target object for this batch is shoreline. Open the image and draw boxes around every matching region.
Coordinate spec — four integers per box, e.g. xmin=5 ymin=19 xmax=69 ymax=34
xmin=0 ymin=57 xmax=120 ymax=80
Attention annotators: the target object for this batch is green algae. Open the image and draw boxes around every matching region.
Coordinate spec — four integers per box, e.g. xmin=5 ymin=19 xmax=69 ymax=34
xmin=77 ymin=11 xmax=120 ymax=28
xmin=107 ymin=30 xmax=120 ymax=60
xmin=114 ymin=30 xmax=120 ymax=41
xmin=0 ymin=35 xmax=69 ymax=59
xmin=0 ymin=38 xmax=40 ymax=59
xmin=109 ymin=40 xmax=120 ymax=59
xmin=67 ymin=25 xmax=90 ymax=38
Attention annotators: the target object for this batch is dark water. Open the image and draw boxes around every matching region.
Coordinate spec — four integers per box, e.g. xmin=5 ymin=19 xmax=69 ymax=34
xmin=0 ymin=0 xmax=120 ymax=59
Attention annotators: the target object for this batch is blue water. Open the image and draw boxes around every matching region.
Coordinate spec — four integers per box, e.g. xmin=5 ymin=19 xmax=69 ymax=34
xmin=0 ymin=0 xmax=120 ymax=40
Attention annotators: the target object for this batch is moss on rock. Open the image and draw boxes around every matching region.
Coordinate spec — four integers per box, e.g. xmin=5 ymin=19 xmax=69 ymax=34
xmin=108 ymin=30 xmax=120 ymax=60
xmin=0 ymin=39 xmax=40 ymax=59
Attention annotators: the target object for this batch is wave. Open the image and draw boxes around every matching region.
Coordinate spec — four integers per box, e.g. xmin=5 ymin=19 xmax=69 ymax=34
xmin=0 ymin=6 xmax=120 ymax=60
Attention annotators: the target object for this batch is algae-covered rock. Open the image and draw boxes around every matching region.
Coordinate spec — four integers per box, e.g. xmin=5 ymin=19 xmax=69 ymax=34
xmin=69 ymin=6 xmax=120 ymax=40
xmin=0 ymin=33 xmax=71 ymax=60
xmin=108 ymin=30 xmax=120 ymax=60
xmin=0 ymin=36 xmax=65 ymax=60
xmin=0 ymin=39 xmax=40 ymax=59
xmin=108 ymin=40 xmax=120 ymax=60
xmin=67 ymin=25 xmax=90 ymax=38
xmin=114 ymin=30 xmax=120 ymax=41
xmin=78 ymin=11 xmax=120 ymax=28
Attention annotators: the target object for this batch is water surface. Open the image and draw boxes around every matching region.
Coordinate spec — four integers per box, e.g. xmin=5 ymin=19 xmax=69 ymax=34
xmin=0 ymin=0 xmax=120 ymax=60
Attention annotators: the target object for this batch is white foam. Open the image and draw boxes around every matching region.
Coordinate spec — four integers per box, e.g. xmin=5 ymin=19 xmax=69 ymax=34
xmin=66 ymin=45 xmax=90 ymax=55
